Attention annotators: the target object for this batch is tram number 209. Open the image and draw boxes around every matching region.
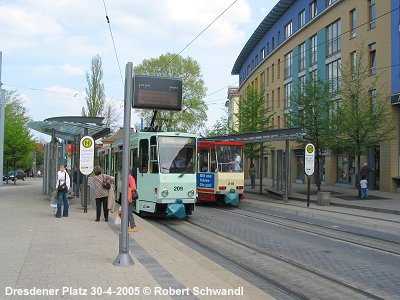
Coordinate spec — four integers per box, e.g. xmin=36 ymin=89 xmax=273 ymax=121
xmin=174 ymin=186 xmax=184 ymax=191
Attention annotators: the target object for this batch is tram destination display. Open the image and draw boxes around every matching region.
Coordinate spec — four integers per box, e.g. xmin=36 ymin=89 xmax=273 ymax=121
xmin=132 ymin=74 xmax=182 ymax=111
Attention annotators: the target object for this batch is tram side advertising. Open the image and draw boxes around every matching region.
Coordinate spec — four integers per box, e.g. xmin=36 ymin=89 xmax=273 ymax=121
xmin=98 ymin=131 xmax=197 ymax=218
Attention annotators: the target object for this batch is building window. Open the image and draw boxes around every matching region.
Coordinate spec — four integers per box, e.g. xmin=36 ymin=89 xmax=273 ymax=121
xmin=310 ymin=34 xmax=317 ymax=66
xmin=336 ymin=153 xmax=355 ymax=184
xmin=277 ymin=116 xmax=281 ymax=129
xmin=298 ymin=42 xmax=306 ymax=71
xmin=310 ymin=69 xmax=318 ymax=83
xmin=284 ymin=51 xmax=293 ymax=79
xmin=298 ymin=10 xmax=305 ymax=28
xmin=272 ymin=90 xmax=275 ymax=108
xmin=327 ymin=58 xmax=341 ymax=94
xmin=267 ymin=67 xmax=270 ymax=86
xmin=284 ymin=82 xmax=292 ymax=108
xmin=350 ymin=51 xmax=357 ymax=79
xmin=278 ymin=59 xmax=281 ymax=79
xmin=261 ymin=48 xmax=265 ymax=60
xmin=272 ymin=63 xmax=275 ymax=83
xmin=277 ymin=87 xmax=281 ymax=108
xmin=327 ymin=19 xmax=341 ymax=56
xmin=271 ymin=117 xmax=274 ymax=128
xmin=261 ymin=72 xmax=265 ymax=94
xmin=247 ymin=64 xmax=250 ymax=76
xmin=278 ymin=31 xmax=281 ymax=45
xmin=284 ymin=21 xmax=293 ymax=39
xmin=310 ymin=0 xmax=317 ymax=19
xmin=350 ymin=9 xmax=356 ymax=38
xmin=255 ymin=55 xmax=259 ymax=66
xmin=369 ymin=42 xmax=376 ymax=75
xmin=368 ymin=0 xmax=376 ymax=30
xmin=272 ymin=37 xmax=275 ymax=50
xmin=370 ymin=89 xmax=377 ymax=113
xmin=267 ymin=42 xmax=270 ymax=54
xmin=251 ymin=59 xmax=254 ymax=71
xmin=326 ymin=0 xmax=338 ymax=6
xmin=299 ymin=75 xmax=306 ymax=96
xmin=266 ymin=93 xmax=270 ymax=108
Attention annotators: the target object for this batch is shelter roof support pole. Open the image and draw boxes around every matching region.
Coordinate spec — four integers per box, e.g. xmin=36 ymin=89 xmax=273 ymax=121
xmin=259 ymin=143 xmax=264 ymax=195
xmin=284 ymin=140 xmax=289 ymax=203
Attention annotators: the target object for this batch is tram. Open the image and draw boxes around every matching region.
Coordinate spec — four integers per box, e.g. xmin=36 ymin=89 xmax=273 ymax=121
xmin=98 ymin=131 xmax=197 ymax=217
xmin=196 ymin=141 xmax=244 ymax=206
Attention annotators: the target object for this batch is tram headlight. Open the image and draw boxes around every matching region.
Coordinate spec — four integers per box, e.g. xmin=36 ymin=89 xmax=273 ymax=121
xmin=187 ymin=189 xmax=195 ymax=197
xmin=162 ymin=189 xmax=169 ymax=197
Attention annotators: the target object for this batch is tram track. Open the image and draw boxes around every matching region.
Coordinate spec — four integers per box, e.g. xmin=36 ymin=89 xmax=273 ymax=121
xmin=153 ymin=218 xmax=385 ymax=300
xmin=216 ymin=206 xmax=400 ymax=257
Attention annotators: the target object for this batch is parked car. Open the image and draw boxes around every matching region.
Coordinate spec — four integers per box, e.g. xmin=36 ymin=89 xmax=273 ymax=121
xmin=6 ymin=170 xmax=25 ymax=181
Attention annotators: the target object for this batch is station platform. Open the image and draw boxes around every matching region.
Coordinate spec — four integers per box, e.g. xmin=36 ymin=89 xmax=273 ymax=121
xmin=245 ymin=178 xmax=400 ymax=215
xmin=0 ymin=179 xmax=273 ymax=300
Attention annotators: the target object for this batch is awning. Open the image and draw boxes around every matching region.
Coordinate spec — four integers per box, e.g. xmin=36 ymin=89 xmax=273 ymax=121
xmin=28 ymin=116 xmax=111 ymax=142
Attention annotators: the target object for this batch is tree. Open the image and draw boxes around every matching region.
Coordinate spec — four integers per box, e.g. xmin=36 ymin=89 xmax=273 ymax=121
xmin=234 ymin=87 xmax=274 ymax=163
xmin=202 ymin=114 xmax=231 ymax=137
xmin=133 ymin=53 xmax=207 ymax=133
xmin=291 ymin=74 xmax=335 ymax=191
xmin=331 ymin=45 xmax=394 ymax=189
xmin=82 ymin=54 xmax=106 ymax=117
xmin=4 ymin=90 xmax=35 ymax=182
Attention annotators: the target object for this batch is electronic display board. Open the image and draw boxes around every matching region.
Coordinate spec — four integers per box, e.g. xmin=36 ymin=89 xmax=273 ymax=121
xmin=132 ymin=75 xmax=182 ymax=111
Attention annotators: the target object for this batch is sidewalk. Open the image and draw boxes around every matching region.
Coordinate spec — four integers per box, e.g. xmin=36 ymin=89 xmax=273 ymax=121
xmin=245 ymin=178 xmax=400 ymax=215
xmin=0 ymin=179 xmax=273 ymax=300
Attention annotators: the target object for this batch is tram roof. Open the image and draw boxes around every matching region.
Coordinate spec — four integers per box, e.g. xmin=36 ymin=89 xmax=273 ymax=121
xmin=28 ymin=116 xmax=111 ymax=142
xmin=200 ymin=127 xmax=304 ymax=144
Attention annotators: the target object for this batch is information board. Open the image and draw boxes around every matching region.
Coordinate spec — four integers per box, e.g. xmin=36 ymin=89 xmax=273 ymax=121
xmin=132 ymin=75 xmax=182 ymax=111
xmin=79 ymin=136 xmax=94 ymax=175
xmin=304 ymin=143 xmax=315 ymax=176
xmin=196 ymin=173 xmax=215 ymax=189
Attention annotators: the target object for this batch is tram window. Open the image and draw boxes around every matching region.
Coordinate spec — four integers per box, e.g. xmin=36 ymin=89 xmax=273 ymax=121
xmin=199 ymin=148 xmax=209 ymax=172
xmin=210 ymin=147 xmax=217 ymax=172
xmin=150 ymin=136 xmax=159 ymax=173
xmin=139 ymin=139 xmax=149 ymax=173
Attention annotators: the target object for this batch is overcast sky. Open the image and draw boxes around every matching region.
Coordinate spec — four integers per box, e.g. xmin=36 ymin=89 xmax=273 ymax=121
xmin=0 ymin=0 xmax=279 ymax=141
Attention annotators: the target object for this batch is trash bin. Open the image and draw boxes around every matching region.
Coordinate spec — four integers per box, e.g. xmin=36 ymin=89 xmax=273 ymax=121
xmin=317 ymin=192 xmax=330 ymax=206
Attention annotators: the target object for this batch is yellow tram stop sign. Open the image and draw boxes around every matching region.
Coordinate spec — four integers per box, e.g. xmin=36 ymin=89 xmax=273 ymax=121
xmin=79 ymin=136 xmax=94 ymax=175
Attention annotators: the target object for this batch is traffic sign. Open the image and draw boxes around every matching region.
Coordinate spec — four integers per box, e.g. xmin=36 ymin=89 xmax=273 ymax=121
xmin=304 ymin=143 xmax=315 ymax=176
xmin=79 ymin=136 xmax=94 ymax=175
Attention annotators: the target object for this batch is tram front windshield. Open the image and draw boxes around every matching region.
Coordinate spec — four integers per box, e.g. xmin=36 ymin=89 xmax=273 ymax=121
xmin=159 ymin=137 xmax=196 ymax=174
xmin=216 ymin=145 xmax=243 ymax=172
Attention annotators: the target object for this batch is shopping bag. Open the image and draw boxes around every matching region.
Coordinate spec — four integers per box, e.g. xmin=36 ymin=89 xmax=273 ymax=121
xmin=115 ymin=208 xmax=122 ymax=225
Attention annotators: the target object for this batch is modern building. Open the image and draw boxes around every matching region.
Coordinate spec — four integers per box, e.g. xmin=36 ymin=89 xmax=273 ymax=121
xmin=232 ymin=0 xmax=400 ymax=192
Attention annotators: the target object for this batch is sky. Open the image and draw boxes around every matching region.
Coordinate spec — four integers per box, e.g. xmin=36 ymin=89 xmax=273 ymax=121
xmin=0 ymin=0 xmax=280 ymax=141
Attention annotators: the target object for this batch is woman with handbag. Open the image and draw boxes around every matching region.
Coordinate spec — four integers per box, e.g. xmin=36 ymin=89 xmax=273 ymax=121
xmin=55 ymin=164 xmax=71 ymax=218
xmin=93 ymin=166 xmax=115 ymax=222
xmin=127 ymin=168 xmax=138 ymax=232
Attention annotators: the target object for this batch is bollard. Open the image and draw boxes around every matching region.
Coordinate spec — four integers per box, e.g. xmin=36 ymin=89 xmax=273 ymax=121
xmin=317 ymin=192 xmax=330 ymax=206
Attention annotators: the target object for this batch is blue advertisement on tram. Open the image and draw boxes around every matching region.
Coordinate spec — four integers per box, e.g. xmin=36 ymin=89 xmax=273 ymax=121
xmin=197 ymin=173 xmax=215 ymax=189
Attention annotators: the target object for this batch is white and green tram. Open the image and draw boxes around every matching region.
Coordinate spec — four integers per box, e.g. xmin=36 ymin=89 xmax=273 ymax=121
xmin=98 ymin=131 xmax=197 ymax=217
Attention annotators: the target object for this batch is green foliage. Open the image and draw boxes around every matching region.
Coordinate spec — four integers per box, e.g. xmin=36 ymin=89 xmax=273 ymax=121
xmin=133 ymin=53 xmax=207 ymax=133
xmin=330 ymin=44 xmax=394 ymax=175
xmin=202 ymin=115 xmax=230 ymax=137
xmin=4 ymin=90 xmax=35 ymax=170
xmin=234 ymin=87 xmax=274 ymax=162
xmin=291 ymin=75 xmax=335 ymax=190
xmin=291 ymin=74 xmax=334 ymax=155
xmin=82 ymin=54 xmax=106 ymax=117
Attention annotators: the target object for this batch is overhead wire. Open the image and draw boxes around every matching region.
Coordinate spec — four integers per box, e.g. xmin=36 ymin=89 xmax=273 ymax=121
xmin=102 ymin=0 xmax=124 ymax=89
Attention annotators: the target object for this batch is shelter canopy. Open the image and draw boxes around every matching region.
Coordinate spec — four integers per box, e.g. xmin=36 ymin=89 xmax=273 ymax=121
xmin=200 ymin=128 xmax=303 ymax=144
xmin=28 ymin=116 xmax=111 ymax=142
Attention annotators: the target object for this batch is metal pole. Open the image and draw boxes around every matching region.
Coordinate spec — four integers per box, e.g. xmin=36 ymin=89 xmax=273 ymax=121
xmin=259 ymin=143 xmax=263 ymax=195
xmin=307 ymin=175 xmax=310 ymax=207
xmin=83 ymin=130 xmax=88 ymax=213
xmin=284 ymin=140 xmax=289 ymax=203
xmin=113 ymin=62 xmax=134 ymax=266
xmin=0 ymin=52 xmax=5 ymax=187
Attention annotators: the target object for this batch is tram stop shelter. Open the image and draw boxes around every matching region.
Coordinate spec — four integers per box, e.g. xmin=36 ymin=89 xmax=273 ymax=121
xmin=28 ymin=116 xmax=111 ymax=201
xmin=200 ymin=127 xmax=304 ymax=202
